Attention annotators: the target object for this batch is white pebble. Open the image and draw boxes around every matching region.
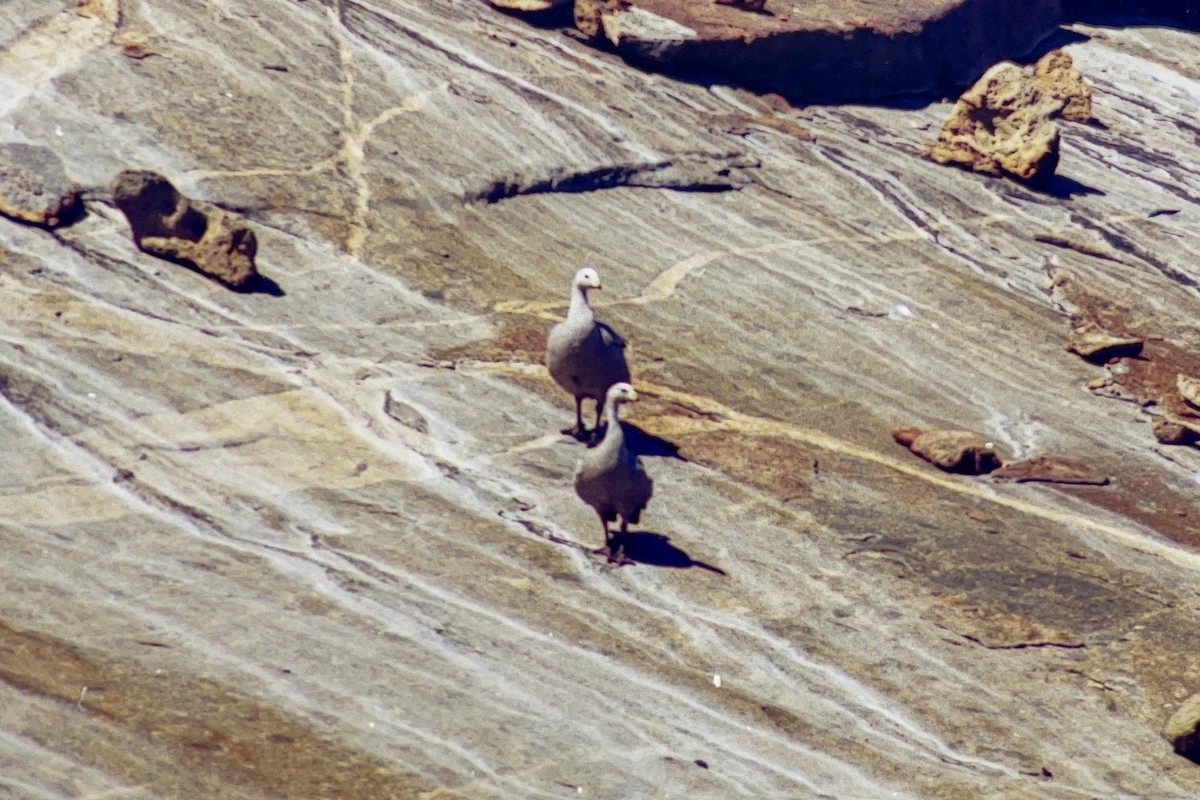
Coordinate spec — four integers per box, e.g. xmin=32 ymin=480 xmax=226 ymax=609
xmin=713 ymin=673 xmax=721 ymax=688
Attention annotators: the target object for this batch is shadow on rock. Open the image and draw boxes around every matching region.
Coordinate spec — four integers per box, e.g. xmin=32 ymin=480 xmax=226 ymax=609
xmin=586 ymin=421 xmax=687 ymax=460
xmin=613 ymin=531 xmax=726 ymax=575
xmin=232 ymin=273 xmax=286 ymax=296
xmin=1032 ymin=174 xmax=1106 ymax=199
xmin=1065 ymin=0 xmax=1200 ymax=30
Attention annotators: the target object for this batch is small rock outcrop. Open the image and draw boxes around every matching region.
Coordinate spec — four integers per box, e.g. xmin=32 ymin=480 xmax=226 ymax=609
xmin=1165 ymin=693 xmax=1200 ymax=765
xmin=1066 ymin=328 xmax=1144 ymax=363
xmin=892 ymin=426 xmax=1003 ymax=475
xmin=0 ymin=143 xmax=84 ymax=229
xmin=110 ymin=170 xmax=259 ymax=289
xmin=929 ymin=61 xmax=1064 ymax=184
xmin=1032 ymin=49 xmax=1093 ymax=123
xmin=1152 ymin=415 xmax=1199 ymax=446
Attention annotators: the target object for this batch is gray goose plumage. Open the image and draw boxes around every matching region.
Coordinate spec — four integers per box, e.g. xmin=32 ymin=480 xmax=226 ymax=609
xmin=574 ymin=382 xmax=653 ymax=554
xmin=546 ymin=266 xmax=630 ymax=439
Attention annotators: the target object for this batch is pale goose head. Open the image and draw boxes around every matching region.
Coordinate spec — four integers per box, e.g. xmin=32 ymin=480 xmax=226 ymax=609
xmin=574 ymin=266 xmax=602 ymax=295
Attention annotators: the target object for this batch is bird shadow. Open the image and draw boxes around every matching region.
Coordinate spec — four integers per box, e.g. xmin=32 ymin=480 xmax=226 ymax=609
xmin=583 ymin=421 xmax=688 ymax=461
xmin=606 ymin=531 xmax=727 ymax=576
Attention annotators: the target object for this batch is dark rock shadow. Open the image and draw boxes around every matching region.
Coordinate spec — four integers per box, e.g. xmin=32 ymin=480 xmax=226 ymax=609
xmin=1065 ymin=0 xmax=1200 ymax=30
xmin=490 ymin=4 xmax=573 ymax=30
xmin=232 ymin=272 xmax=286 ymax=296
xmin=612 ymin=531 xmax=727 ymax=575
xmin=1031 ymin=174 xmax=1107 ymax=199
xmin=586 ymin=421 xmax=687 ymax=460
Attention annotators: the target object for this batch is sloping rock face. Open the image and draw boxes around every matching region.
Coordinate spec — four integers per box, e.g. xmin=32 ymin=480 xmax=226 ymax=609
xmin=574 ymin=0 xmax=1064 ymax=100
xmin=7 ymin=2 xmax=1200 ymax=800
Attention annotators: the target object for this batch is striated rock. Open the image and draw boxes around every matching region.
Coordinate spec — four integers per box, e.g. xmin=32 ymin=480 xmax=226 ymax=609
xmin=1033 ymin=48 xmax=1093 ymax=124
xmin=1066 ymin=329 xmax=1144 ymax=363
xmin=110 ymin=170 xmax=259 ymax=289
xmin=1177 ymin=374 xmax=1200 ymax=410
xmin=1165 ymin=693 xmax=1200 ymax=764
xmin=568 ymin=0 xmax=1063 ymax=101
xmin=930 ymin=61 xmax=1063 ymax=184
xmin=0 ymin=143 xmax=83 ymax=229
xmin=484 ymin=0 xmax=569 ymax=10
xmin=892 ymin=427 xmax=1003 ymax=475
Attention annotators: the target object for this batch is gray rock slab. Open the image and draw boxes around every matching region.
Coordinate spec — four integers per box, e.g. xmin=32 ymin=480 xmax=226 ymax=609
xmin=4 ymin=2 xmax=1200 ymax=799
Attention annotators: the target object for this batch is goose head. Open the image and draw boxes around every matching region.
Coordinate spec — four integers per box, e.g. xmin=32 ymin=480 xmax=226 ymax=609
xmin=607 ymin=382 xmax=638 ymax=405
xmin=574 ymin=266 xmax=602 ymax=293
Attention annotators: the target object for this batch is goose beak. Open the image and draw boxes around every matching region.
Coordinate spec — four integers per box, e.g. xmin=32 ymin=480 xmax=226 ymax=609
xmin=628 ymin=388 xmax=638 ymax=401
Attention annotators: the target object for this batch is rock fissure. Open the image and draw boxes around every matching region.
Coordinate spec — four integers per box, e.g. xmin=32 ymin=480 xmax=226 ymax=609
xmin=475 ymin=153 xmax=758 ymax=202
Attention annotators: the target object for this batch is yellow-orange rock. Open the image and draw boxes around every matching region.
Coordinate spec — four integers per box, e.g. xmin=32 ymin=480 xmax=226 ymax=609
xmin=1033 ymin=48 xmax=1093 ymax=123
xmin=930 ymin=61 xmax=1064 ymax=184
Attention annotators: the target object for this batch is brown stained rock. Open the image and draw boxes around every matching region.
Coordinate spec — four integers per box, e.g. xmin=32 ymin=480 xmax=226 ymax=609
xmin=1066 ymin=328 xmax=1144 ymax=363
xmin=1177 ymin=374 xmax=1200 ymax=409
xmin=992 ymin=456 xmax=1110 ymax=486
xmin=110 ymin=170 xmax=259 ymax=289
xmin=1165 ymin=693 xmax=1200 ymax=765
xmin=0 ymin=143 xmax=84 ymax=229
xmin=929 ymin=61 xmax=1063 ymax=184
xmin=892 ymin=427 xmax=1002 ymax=475
xmin=1033 ymin=48 xmax=1093 ymax=124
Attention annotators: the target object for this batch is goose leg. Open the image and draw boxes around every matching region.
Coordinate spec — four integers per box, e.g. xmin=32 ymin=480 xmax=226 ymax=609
xmin=562 ymin=396 xmax=587 ymax=439
xmin=606 ymin=517 xmax=633 ymax=565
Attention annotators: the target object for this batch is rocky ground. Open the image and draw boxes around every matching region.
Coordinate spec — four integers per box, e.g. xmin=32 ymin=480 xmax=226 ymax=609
xmin=4 ymin=1 xmax=1200 ymax=798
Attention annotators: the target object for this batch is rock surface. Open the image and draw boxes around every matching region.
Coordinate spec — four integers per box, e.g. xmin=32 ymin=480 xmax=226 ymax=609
xmin=929 ymin=60 xmax=1064 ymax=184
xmin=110 ymin=169 xmax=260 ymax=290
xmin=6 ymin=2 xmax=1200 ymax=799
xmin=0 ymin=142 xmax=82 ymax=228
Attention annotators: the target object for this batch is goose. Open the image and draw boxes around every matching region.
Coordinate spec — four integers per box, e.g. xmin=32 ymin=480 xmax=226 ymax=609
xmin=574 ymin=382 xmax=653 ymax=557
xmin=546 ymin=266 xmax=631 ymax=439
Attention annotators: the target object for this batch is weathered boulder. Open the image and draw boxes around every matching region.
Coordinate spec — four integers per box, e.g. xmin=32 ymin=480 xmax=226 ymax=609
xmin=574 ymin=0 xmax=631 ymax=37
xmin=892 ymin=426 xmax=1003 ymax=475
xmin=1033 ymin=48 xmax=1093 ymax=123
xmin=0 ymin=143 xmax=83 ymax=229
xmin=1152 ymin=415 xmax=1200 ymax=446
xmin=929 ymin=61 xmax=1063 ymax=184
xmin=110 ymin=170 xmax=259 ymax=289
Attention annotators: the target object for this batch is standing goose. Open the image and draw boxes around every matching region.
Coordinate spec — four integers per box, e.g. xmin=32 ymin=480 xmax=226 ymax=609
xmin=546 ymin=266 xmax=631 ymax=440
xmin=574 ymin=382 xmax=653 ymax=557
